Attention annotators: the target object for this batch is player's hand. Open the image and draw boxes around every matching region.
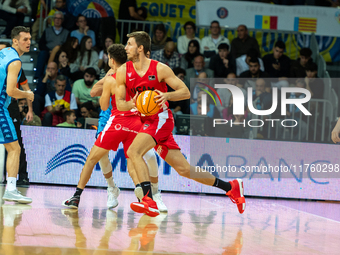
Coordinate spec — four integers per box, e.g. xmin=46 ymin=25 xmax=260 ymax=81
xmin=331 ymin=119 xmax=340 ymax=143
xmin=26 ymin=90 xmax=34 ymax=102
xmin=26 ymin=111 xmax=33 ymax=122
xmin=130 ymin=91 xmax=138 ymax=108
xmin=154 ymin=89 xmax=168 ymax=107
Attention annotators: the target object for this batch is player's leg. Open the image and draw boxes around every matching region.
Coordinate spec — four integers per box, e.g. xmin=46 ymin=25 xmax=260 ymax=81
xmin=127 ymin=133 xmax=156 ymax=199
xmin=164 ymin=149 xmax=245 ymax=214
xmin=98 ymin=152 xmax=120 ymax=209
xmin=63 ymin=145 xmax=109 ymax=208
xmin=2 ymin=141 xmax=32 ymax=203
xmin=143 ymin=149 xmax=167 ymax=212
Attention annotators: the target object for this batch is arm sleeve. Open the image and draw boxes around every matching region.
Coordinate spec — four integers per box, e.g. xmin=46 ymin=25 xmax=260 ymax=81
xmin=70 ymin=55 xmax=80 ymax=73
xmin=85 ymin=51 xmax=100 ymax=74
xmin=71 ymin=82 xmax=79 ymax=98
xmin=44 ymin=94 xmax=52 ymax=107
xmin=177 ymin=36 xmax=187 ymax=55
xmin=70 ymin=93 xmax=78 ymax=110
xmin=1 ymin=0 xmax=17 ymax=14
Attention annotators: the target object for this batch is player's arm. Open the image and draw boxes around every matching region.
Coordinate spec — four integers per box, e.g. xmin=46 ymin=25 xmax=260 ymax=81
xmin=154 ymin=63 xmax=190 ymax=106
xmin=116 ymin=64 xmax=136 ymax=111
xmin=7 ymin=61 xmax=34 ymax=101
xmin=99 ymin=76 xmax=114 ymax=111
xmin=90 ymin=68 xmax=115 ymax=97
xmin=331 ymin=118 xmax=340 ymax=143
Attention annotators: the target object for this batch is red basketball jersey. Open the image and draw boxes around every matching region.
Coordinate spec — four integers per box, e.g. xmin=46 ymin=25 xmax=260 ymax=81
xmin=110 ymin=73 xmax=138 ymax=117
xmin=125 ymin=60 xmax=169 ymax=112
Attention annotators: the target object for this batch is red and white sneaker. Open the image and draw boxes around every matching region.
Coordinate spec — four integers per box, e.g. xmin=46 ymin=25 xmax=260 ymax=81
xmin=130 ymin=193 xmax=160 ymax=217
xmin=226 ymin=179 xmax=246 ymax=214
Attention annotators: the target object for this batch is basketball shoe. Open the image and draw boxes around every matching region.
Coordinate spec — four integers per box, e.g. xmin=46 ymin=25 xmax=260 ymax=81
xmin=2 ymin=189 xmax=32 ymax=204
xmin=62 ymin=196 xmax=80 ymax=209
xmin=107 ymin=186 xmax=120 ymax=209
xmin=153 ymin=191 xmax=167 ymax=212
xmin=226 ymin=179 xmax=245 ymax=214
xmin=130 ymin=193 xmax=160 ymax=217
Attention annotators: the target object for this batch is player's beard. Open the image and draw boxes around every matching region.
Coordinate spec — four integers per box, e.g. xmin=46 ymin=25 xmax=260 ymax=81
xmin=130 ymin=49 xmax=140 ymax=62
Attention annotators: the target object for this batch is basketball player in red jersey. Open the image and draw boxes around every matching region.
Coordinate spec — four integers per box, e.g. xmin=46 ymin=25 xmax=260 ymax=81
xmin=116 ymin=31 xmax=246 ymax=215
xmin=63 ymin=44 xmax=160 ymax=216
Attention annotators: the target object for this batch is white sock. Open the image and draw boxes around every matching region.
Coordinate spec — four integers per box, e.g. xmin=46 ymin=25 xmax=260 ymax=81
xmin=7 ymin=177 xmax=16 ymax=191
xmin=151 ymin=182 xmax=158 ymax=195
xmin=106 ymin=176 xmax=115 ymax=188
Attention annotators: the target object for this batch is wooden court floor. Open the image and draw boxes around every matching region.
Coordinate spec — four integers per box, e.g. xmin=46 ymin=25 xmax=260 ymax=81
xmin=0 ymin=185 xmax=339 ymax=255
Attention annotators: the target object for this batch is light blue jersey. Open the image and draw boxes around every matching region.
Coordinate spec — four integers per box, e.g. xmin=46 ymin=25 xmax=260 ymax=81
xmin=0 ymin=47 xmax=22 ymax=144
xmin=96 ymin=98 xmax=112 ymax=138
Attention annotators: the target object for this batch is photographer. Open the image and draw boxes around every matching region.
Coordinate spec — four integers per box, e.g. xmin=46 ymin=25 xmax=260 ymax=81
xmin=18 ymin=99 xmax=41 ymax=126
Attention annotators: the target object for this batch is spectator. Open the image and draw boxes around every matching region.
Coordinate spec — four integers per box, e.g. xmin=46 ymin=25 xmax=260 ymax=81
xmin=177 ymin=21 xmax=200 ymax=54
xmin=185 ymin=55 xmax=214 ymax=87
xmin=240 ymin=57 xmax=269 ymax=89
xmin=263 ymin=41 xmax=291 ymax=89
xmin=42 ymin=75 xmax=78 ymax=126
xmin=236 ymin=48 xmax=265 ymax=76
xmin=54 ymin=50 xmax=70 ymax=77
xmin=48 ymin=37 xmax=79 ymax=65
xmin=98 ymin=36 xmax=114 ymax=73
xmin=70 ymin=36 xmax=100 ymax=81
xmin=180 ymin=40 xmax=200 ymax=70
xmin=200 ymin=20 xmax=230 ymax=63
xmin=57 ymin=111 xmax=82 ymax=128
xmin=35 ymin=11 xmax=69 ymax=79
xmin=47 ymin=0 xmax=68 ymax=26
xmin=77 ymin=101 xmax=99 ymax=127
xmin=118 ymin=0 xmax=145 ymax=44
xmin=72 ymin=68 xmax=100 ymax=108
xmin=34 ymin=62 xmax=72 ymax=116
xmin=305 ymin=62 xmax=324 ymax=99
xmin=191 ymin=90 xmax=220 ymax=118
xmin=151 ymin=24 xmax=173 ymax=52
xmin=134 ymin=6 xmax=148 ymax=32
xmin=152 ymin=41 xmax=180 ymax=69
xmin=290 ymin=48 xmax=313 ymax=78
xmin=18 ymin=99 xmax=41 ymax=126
xmin=230 ymin=25 xmax=260 ymax=60
xmin=70 ymin=15 xmax=96 ymax=47
xmin=0 ymin=0 xmax=31 ymax=39
xmin=252 ymin=78 xmax=272 ymax=111
xmin=216 ymin=73 xmax=246 ymax=116
xmin=208 ymin=43 xmax=235 ymax=78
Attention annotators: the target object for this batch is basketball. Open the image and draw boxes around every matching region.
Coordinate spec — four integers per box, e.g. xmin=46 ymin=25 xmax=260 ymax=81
xmin=136 ymin=90 xmax=160 ymax=116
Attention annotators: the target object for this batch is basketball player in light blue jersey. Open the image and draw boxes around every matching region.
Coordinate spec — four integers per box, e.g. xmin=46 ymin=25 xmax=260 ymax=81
xmin=88 ymin=57 xmax=167 ymax=212
xmin=0 ymin=26 xmax=34 ymax=203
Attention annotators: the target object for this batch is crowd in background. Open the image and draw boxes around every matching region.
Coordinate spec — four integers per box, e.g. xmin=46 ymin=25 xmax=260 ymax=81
xmin=0 ymin=0 xmax=330 ymax=141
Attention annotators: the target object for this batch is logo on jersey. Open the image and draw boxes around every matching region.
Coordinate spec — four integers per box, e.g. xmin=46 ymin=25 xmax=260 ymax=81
xmin=148 ymin=75 xmax=156 ymax=81
xmin=115 ymin=124 xmax=122 ymax=130
xmin=129 ymin=78 xmax=135 ymax=81
xmin=127 ymin=72 xmax=132 ymax=78
xmin=156 ymin=145 xmax=163 ymax=156
xmin=143 ymin=124 xmax=150 ymax=130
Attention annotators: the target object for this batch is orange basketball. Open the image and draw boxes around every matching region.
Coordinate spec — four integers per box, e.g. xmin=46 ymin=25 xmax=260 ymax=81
xmin=136 ymin=90 xmax=160 ymax=116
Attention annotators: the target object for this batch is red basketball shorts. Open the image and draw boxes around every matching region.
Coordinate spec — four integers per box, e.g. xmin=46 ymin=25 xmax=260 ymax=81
xmin=95 ymin=115 xmax=142 ymax=158
xmin=140 ymin=109 xmax=180 ymax=160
